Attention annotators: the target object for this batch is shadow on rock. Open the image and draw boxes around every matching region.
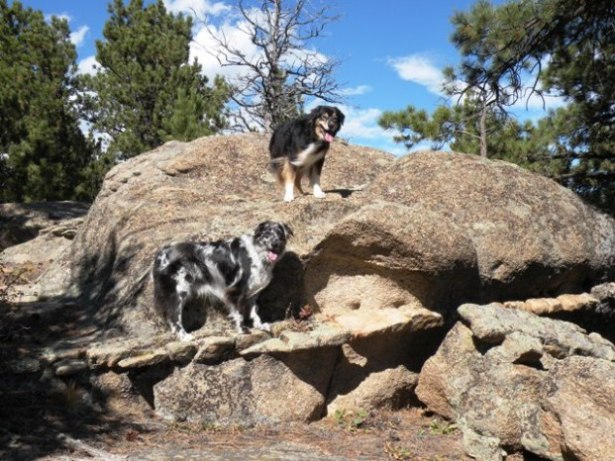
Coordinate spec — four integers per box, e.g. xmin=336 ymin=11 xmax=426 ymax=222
xmin=258 ymin=251 xmax=305 ymax=322
xmin=0 ymin=298 xmax=152 ymax=461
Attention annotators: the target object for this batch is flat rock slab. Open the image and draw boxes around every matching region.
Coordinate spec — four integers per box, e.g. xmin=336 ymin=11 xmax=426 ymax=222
xmin=332 ymin=306 xmax=443 ymax=337
xmin=503 ymin=293 xmax=599 ymax=315
xmin=117 ymin=351 xmax=169 ymax=369
xmin=240 ymin=322 xmax=351 ymax=356
xmin=458 ymin=302 xmax=615 ymax=360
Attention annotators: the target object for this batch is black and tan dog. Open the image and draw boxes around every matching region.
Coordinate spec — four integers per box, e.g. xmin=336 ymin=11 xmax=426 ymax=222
xmin=269 ymin=105 xmax=345 ymax=202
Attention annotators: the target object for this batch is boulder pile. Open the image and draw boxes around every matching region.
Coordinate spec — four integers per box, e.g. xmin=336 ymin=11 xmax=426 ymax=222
xmin=3 ymin=133 xmax=615 ymax=460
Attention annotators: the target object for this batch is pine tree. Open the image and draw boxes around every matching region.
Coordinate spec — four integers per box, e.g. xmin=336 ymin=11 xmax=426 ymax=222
xmin=161 ymin=76 xmax=230 ymax=142
xmin=448 ymin=0 xmax=615 ymax=214
xmin=378 ymin=96 xmax=536 ymax=164
xmin=0 ymin=0 xmax=95 ymax=202
xmin=381 ymin=0 xmax=615 ymax=215
xmin=81 ymin=0 xmax=229 ymax=160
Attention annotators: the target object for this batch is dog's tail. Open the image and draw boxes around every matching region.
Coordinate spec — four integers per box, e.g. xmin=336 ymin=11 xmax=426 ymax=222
xmin=268 ymin=157 xmax=292 ymax=186
xmin=267 ymin=157 xmax=285 ymax=175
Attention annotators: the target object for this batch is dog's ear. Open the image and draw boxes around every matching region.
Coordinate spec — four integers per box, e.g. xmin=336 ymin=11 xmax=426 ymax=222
xmin=335 ymin=107 xmax=345 ymax=126
xmin=254 ymin=221 xmax=269 ymax=237
xmin=309 ymin=106 xmax=325 ymax=118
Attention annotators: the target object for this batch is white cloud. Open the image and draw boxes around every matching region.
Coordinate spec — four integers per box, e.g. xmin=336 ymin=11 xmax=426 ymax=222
xmin=282 ymin=46 xmax=329 ymax=70
xmin=77 ymin=55 xmax=99 ymax=75
xmin=388 ymin=54 xmax=446 ymax=96
xmin=340 ymin=85 xmax=372 ymax=97
xmin=337 ymin=106 xmax=384 ymax=140
xmin=390 ymin=53 xmax=566 ymax=118
xmin=70 ymin=25 xmax=89 ymax=47
xmin=190 ymin=6 xmax=331 ymax=87
xmin=339 ymin=106 xmax=407 ymax=155
xmin=164 ymin=0 xmax=230 ymax=18
xmin=191 ymin=19 xmax=260 ymax=81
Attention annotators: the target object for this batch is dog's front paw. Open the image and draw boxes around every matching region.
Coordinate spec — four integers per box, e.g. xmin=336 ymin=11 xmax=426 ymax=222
xmin=313 ymin=190 xmax=326 ymax=199
xmin=177 ymin=330 xmax=194 ymax=342
xmin=254 ymin=321 xmax=271 ymax=332
xmin=283 ymin=183 xmax=295 ymax=202
xmin=313 ymin=185 xmax=326 ymax=199
xmin=251 ymin=313 xmax=271 ymax=332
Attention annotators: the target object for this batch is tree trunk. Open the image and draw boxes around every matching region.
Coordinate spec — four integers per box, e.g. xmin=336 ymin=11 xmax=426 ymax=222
xmin=479 ymin=104 xmax=488 ymax=158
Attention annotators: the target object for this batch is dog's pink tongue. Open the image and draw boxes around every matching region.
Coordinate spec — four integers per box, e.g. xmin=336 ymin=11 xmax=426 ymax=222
xmin=267 ymin=251 xmax=279 ymax=262
xmin=325 ymin=132 xmax=334 ymax=142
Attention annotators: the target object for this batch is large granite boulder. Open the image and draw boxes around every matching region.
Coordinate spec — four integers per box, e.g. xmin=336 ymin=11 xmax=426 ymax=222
xmin=31 ymin=144 xmax=615 ymax=338
xmin=304 ymin=201 xmax=480 ymax=315
xmin=16 ymin=136 xmax=615 ymax=428
xmin=367 ymin=151 xmax=615 ymax=301
xmin=416 ymin=303 xmax=615 ymax=461
xmin=154 ymin=350 xmax=339 ymax=425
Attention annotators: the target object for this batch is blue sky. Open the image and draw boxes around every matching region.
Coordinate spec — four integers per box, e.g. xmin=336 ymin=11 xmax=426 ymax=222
xmin=21 ymin=0 xmax=562 ymax=155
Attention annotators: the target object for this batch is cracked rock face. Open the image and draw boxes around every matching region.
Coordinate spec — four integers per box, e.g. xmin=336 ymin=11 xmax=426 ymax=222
xmin=367 ymin=151 xmax=615 ymax=301
xmin=77 ymin=305 xmax=445 ymax=425
xmin=154 ymin=350 xmax=339 ymax=425
xmin=416 ymin=303 xmax=615 ymax=461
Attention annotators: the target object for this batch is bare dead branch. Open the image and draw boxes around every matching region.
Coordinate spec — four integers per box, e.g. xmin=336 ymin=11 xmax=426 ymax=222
xmin=201 ymin=0 xmax=342 ymax=131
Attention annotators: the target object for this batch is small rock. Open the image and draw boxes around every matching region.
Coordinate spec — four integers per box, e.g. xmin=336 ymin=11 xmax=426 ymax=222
xmin=557 ymin=293 xmax=598 ymax=312
xmin=117 ymin=350 xmax=169 ymax=369
xmin=166 ymin=341 xmax=197 ymax=364
xmin=193 ymin=336 xmax=235 ymax=364
xmin=88 ymin=344 xmax=133 ymax=369
xmin=87 ymin=338 xmax=154 ymax=369
xmin=54 ymin=359 xmax=88 ymax=376
xmin=327 ymin=365 xmax=418 ymax=414
xmin=505 ymin=293 xmax=599 ymax=315
xmin=485 ymin=332 xmax=544 ymax=367
xmin=461 ymin=424 xmax=505 ymax=461
xmin=591 ymin=282 xmax=615 ymax=315
xmin=235 ymin=330 xmax=270 ymax=351
xmin=591 ymin=282 xmax=615 ymax=302
xmin=514 ymin=298 xmax=561 ymax=315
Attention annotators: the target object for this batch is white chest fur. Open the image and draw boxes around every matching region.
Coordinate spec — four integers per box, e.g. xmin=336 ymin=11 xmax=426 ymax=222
xmin=291 ymin=142 xmax=325 ymax=168
xmin=241 ymin=236 xmax=273 ymax=297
